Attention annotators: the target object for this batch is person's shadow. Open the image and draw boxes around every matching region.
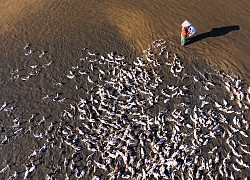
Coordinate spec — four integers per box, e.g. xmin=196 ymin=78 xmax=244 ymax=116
xmin=186 ymin=25 xmax=240 ymax=45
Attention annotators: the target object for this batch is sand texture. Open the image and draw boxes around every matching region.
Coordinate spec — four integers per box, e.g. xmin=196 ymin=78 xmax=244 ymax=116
xmin=0 ymin=1 xmax=249 ymax=179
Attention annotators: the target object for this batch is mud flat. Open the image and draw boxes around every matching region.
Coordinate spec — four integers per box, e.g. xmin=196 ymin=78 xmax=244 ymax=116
xmin=0 ymin=1 xmax=249 ymax=179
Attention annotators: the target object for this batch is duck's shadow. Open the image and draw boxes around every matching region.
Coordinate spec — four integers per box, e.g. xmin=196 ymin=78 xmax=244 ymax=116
xmin=186 ymin=25 xmax=240 ymax=45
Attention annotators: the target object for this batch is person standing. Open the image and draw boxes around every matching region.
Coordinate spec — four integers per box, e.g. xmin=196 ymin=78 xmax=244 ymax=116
xmin=181 ymin=20 xmax=191 ymax=46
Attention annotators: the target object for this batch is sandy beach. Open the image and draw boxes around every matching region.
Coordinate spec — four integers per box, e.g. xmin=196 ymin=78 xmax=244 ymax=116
xmin=0 ymin=0 xmax=249 ymax=179
xmin=0 ymin=0 xmax=249 ymax=79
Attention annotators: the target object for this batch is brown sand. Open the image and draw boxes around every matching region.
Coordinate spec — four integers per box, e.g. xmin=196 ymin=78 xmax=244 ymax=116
xmin=0 ymin=0 xmax=249 ymax=81
xmin=0 ymin=0 xmax=249 ymax=179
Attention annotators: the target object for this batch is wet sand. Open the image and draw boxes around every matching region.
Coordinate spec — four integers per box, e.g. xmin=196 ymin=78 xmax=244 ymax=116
xmin=0 ymin=0 xmax=249 ymax=80
xmin=0 ymin=0 xmax=250 ymax=179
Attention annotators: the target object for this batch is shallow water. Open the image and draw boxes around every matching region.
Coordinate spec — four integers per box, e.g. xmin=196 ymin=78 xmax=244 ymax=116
xmin=0 ymin=1 xmax=249 ymax=179
xmin=0 ymin=1 xmax=249 ymax=79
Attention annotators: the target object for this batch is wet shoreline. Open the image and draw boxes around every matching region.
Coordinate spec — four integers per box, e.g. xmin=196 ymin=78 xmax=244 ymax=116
xmin=0 ymin=1 xmax=250 ymax=179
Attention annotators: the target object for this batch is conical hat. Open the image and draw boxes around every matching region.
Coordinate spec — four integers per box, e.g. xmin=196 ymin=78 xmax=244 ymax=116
xmin=181 ymin=20 xmax=191 ymax=27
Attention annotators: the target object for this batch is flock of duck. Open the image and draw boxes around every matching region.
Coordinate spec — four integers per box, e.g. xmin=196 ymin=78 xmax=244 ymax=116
xmin=0 ymin=39 xmax=249 ymax=179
